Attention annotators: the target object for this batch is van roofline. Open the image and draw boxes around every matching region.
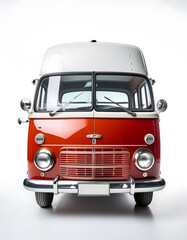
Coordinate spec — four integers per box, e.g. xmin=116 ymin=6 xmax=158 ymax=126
xmin=40 ymin=42 xmax=148 ymax=76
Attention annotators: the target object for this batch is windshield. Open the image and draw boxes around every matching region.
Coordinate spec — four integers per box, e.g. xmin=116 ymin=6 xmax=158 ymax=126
xmin=35 ymin=73 xmax=154 ymax=112
xmin=36 ymin=74 xmax=92 ymax=111
xmin=95 ymin=74 xmax=153 ymax=111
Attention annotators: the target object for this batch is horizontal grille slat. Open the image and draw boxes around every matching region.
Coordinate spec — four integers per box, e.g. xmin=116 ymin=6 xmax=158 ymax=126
xmin=59 ymin=147 xmax=130 ymax=180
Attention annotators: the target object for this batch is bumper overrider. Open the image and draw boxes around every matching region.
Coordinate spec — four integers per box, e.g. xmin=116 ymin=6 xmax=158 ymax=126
xmin=23 ymin=177 xmax=166 ymax=196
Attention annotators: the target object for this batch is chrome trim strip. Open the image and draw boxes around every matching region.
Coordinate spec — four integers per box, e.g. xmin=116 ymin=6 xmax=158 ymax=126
xmin=29 ymin=111 xmax=159 ymax=119
xmin=41 ymin=144 xmax=147 ymax=147
xmin=93 ymin=111 xmax=159 ymax=119
xmin=29 ymin=111 xmax=94 ymax=119
xmin=130 ymin=177 xmax=135 ymax=195
xmin=23 ymin=178 xmax=166 ymax=195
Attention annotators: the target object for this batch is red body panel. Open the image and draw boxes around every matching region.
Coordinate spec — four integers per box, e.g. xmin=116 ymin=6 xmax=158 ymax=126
xmin=94 ymin=118 xmax=160 ymax=179
xmin=28 ymin=118 xmax=160 ymax=181
xmin=28 ymin=119 xmax=93 ymax=179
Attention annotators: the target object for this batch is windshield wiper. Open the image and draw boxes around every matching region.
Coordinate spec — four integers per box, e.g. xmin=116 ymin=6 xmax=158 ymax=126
xmin=49 ymin=91 xmax=84 ymax=116
xmin=104 ymin=96 xmax=136 ymax=117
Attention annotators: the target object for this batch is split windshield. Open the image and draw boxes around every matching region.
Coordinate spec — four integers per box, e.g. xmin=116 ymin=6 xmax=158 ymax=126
xmin=35 ymin=73 xmax=154 ymax=112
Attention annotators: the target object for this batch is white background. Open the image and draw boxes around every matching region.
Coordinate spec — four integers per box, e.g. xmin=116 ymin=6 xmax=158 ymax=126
xmin=0 ymin=0 xmax=187 ymax=239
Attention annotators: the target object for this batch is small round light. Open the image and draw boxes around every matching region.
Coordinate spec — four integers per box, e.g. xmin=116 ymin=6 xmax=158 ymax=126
xmin=143 ymin=172 xmax=148 ymax=177
xmin=135 ymin=149 xmax=155 ymax=171
xmin=34 ymin=149 xmax=54 ymax=171
xmin=144 ymin=134 xmax=155 ymax=145
xmin=40 ymin=172 xmax=45 ymax=177
xmin=35 ymin=133 xmax=45 ymax=145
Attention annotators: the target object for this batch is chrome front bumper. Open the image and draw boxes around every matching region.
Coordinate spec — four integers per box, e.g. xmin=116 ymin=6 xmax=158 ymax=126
xmin=23 ymin=177 xmax=166 ymax=196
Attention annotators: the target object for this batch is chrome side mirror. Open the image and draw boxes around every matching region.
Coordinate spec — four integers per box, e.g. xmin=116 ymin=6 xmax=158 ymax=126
xmin=20 ymin=98 xmax=31 ymax=113
xmin=156 ymin=99 xmax=167 ymax=113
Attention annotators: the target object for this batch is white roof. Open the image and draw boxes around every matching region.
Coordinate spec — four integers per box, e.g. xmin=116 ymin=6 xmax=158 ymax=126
xmin=40 ymin=42 xmax=148 ymax=76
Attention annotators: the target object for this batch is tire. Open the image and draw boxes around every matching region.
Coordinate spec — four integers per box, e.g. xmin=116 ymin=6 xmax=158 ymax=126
xmin=35 ymin=192 xmax=54 ymax=208
xmin=134 ymin=192 xmax=153 ymax=207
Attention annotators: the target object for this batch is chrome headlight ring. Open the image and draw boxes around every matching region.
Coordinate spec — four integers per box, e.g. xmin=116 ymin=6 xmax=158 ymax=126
xmin=135 ymin=149 xmax=155 ymax=171
xmin=34 ymin=149 xmax=54 ymax=171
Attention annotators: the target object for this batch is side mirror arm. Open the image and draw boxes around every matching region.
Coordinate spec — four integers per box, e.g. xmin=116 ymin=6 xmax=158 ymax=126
xmin=18 ymin=118 xmax=29 ymax=125
xmin=32 ymin=79 xmax=39 ymax=85
xmin=149 ymin=78 xmax=156 ymax=85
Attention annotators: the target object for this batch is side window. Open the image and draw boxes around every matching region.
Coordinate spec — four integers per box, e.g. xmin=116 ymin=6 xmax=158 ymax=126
xmin=141 ymin=85 xmax=147 ymax=109
xmin=41 ymin=87 xmax=47 ymax=109
xmin=37 ymin=85 xmax=47 ymax=110
xmin=133 ymin=91 xmax=139 ymax=108
xmin=145 ymin=83 xmax=152 ymax=108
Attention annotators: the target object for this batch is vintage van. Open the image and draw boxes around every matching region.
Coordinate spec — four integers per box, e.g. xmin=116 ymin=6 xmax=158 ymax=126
xmin=20 ymin=41 xmax=167 ymax=208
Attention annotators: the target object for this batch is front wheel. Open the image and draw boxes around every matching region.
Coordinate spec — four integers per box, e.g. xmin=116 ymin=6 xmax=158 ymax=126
xmin=35 ymin=192 xmax=54 ymax=208
xmin=134 ymin=192 xmax=153 ymax=207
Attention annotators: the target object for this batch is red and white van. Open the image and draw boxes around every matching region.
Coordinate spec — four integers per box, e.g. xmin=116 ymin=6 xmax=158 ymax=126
xmin=20 ymin=41 xmax=167 ymax=207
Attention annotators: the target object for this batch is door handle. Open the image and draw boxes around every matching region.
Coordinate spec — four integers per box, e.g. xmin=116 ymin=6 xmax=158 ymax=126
xmin=86 ymin=134 xmax=102 ymax=139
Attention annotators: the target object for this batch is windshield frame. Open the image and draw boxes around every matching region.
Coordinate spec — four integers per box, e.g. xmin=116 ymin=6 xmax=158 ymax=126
xmin=34 ymin=72 xmax=155 ymax=113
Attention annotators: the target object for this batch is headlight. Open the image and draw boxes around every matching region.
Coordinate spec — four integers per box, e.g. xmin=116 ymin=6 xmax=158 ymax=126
xmin=34 ymin=149 xmax=54 ymax=171
xmin=135 ymin=149 xmax=154 ymax=171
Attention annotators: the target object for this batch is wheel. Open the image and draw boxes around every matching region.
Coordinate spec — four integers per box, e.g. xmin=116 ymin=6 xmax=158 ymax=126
xmin=134 ymin=192 xmax=153 ymax=207
xmin=35 ymin=192 xmax=54 ymax=208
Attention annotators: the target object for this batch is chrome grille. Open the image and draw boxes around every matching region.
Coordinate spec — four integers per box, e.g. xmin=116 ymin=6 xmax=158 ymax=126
xmin=59 ymin=147 xmax=130 ymax=180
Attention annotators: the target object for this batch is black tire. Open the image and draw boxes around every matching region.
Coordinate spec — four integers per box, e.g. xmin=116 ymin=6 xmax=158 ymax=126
xmin=134 ymin=192 xmax=153 ymax=207
xmin=35 ymin=192 xmax=54 ymax=208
